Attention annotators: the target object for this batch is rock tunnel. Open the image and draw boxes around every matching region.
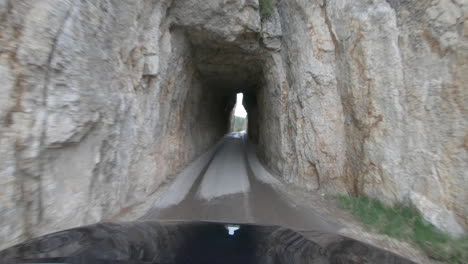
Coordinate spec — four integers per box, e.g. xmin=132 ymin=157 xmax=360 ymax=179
xmin=181 ymin=26 xmax=270 ymax=147
xmin=0 ymin=0 xmax=467 ymax=262
xmin=173 ymin=25 xmax=265 ymax=143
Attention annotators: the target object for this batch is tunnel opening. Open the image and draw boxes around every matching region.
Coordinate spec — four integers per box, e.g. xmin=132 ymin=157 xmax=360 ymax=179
xmin=158 ymin=26 xmax=276 ymax=204
xmin=176 ymin=26 xmax=264 ymax=146
xmin=145 ymin=26 xmax=267 ymax=185
xmin=230 ymin=93 xmax=248 ymax=132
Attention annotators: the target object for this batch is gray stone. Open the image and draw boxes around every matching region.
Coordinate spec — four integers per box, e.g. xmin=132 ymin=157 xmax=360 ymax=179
xmin=261 ymin=8 xmax=283 ymax=51
xmin=410 ymin=191 xmax=464 ymax=236
xmin=0 ymin=0 xmax=466 ymax=250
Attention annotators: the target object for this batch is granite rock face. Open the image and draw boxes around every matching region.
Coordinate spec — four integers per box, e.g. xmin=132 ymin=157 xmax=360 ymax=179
xmin=0 ymin=0 xmax=237 ymax=249
xmin=327 ymin=0 xmax=467 ymax=236
xmin=252 ymin=0 xmax=467 ymax=235
xmin=0 ymin=0 xmax=466 ymax=249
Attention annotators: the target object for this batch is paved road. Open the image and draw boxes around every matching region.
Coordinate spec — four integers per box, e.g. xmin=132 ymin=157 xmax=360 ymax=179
xmin=141 ymin=132 xmax=338 ymax=233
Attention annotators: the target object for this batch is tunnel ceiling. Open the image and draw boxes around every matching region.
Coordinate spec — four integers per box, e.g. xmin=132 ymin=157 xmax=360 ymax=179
xmin=186 ymin=29 xmax=265 ymax=96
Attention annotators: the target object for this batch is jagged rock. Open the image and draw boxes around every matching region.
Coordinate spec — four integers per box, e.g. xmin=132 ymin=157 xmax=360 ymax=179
xmin=0 ymin=0 xmax=466 ymax=250
xmin=261 ymin=8 xmax=283 ymax=51
xmin=410 ymin=191 xmax=464 ymax=236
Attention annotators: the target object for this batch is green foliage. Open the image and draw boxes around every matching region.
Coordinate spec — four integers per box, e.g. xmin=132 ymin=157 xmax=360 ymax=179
xmin=232 ymin=116 xmax=247 ymax=132
xmin=259 ymin=0 xmax=277 ymax=18
xmin=337 ymin=196 xmax=468 ymax=263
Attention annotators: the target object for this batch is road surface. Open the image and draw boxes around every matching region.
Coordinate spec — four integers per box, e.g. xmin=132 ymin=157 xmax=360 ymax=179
xmin=0 ymin=132 xmax=418 ymax=264
xmin=141 ymin=132 xmax=338 ymax=233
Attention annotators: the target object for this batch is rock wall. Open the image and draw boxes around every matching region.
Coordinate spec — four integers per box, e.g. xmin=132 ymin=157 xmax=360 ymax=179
xmin=327 ymin=0 xmax=468 ymax=235
xmin=327 ymin=1 xmax=468 ymax=233
xmin=253 ymin=0 xmax=467 ymax=235
xmin=0 ymin=0 xmax=234 ymax=249
xmin=256 ymin=1 xmax=347 ymax=194
xmin=0 ymin=0 xmax=466 ymax=250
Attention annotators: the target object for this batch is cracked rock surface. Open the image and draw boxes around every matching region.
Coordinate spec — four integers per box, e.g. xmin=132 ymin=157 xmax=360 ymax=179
xmin=0 ymin=0 xmax=466 ymax=250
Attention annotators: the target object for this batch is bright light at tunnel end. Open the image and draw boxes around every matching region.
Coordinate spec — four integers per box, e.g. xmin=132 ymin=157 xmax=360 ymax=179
xmin=234 ymin=93 xmax=247 ymax=118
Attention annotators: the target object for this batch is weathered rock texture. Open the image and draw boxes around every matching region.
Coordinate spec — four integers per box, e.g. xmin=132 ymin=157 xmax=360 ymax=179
xmin=253 ymin=0 xmax=468 ymax=236
xmin=0 ymin=0 xmax=466 ymax=250
xmin=0 ymin=0 xmax=236 ymax=249
xmin=268 ymin=0 xmax=468 ymax=234
xmin=249 ymin=0 xmax=467 ymax=236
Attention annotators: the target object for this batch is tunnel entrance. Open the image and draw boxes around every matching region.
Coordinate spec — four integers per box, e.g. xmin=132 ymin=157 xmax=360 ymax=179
xmin=174 ymin=26 xmax=264 ymax=144
xmin=231 ymin=93 xmax=248 ymax=132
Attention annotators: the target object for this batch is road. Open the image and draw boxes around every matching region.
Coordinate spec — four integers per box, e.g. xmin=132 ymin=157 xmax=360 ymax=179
xmin=141 ymin=132 xmax=338 ymax=233
xmin=0 ymin=132 xmax=418 ymax=264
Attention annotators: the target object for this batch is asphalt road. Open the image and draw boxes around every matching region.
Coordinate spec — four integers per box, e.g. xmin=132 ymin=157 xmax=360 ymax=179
xmin=141 ymin=132 xmax=338 ymax=233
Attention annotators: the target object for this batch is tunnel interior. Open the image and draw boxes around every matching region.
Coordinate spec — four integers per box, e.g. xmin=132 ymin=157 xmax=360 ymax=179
xmin=180 ymin=27 xmax=265 ymax=143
